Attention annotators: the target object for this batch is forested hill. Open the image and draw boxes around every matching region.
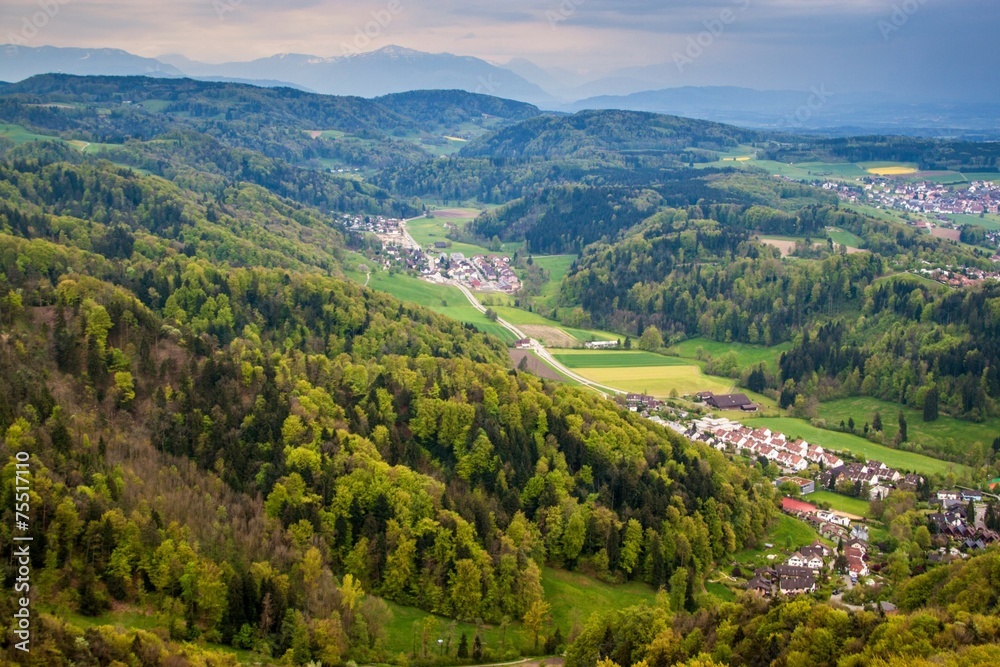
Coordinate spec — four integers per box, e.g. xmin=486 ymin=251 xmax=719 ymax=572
xmin=374 ymin=89 xmax=542 ymax=128
xmin=460 ymin=109 xmax=767 ymax=163
xmin=0 ymin=139 xmax=775 ymax=664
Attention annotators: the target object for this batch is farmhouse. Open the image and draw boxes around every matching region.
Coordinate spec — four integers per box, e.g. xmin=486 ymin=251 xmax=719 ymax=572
xmin=702 ymin=392 xmax=757 ymax=411
xmin=514 ymin=338 xmax=532 ymax=350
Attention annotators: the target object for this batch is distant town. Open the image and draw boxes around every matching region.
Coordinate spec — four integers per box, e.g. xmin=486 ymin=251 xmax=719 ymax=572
xmin=344 ymin=214 xmax=522 ymax=293
xmin=825 ymin=178 xmax=1000 ymax=259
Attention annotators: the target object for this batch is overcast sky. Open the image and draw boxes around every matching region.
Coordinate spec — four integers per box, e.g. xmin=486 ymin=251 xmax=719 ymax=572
xmin=3 ymin=0 xmax=998 ymax=98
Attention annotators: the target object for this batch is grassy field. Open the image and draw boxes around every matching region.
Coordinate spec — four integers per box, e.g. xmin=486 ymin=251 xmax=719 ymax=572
xmin=752 ymin=160 xmax=869 ymax=181
xmin=817 ymin=397 xmax=1000 ymax=460
xmin=553 ymin=351 xmax=736 ymax=397
xmin=945 ymin=212 xmax=1000 ymax=232
xmin=531 ymin=254 xmax=576 ymax=308
xmin=411 ymin=210 xmax=522 ymax=257
xmin=669 ymin=337 xmax=792 ymax=372
xmin=730 ymin=514 xmax=821 ymax=569
xmin=553 ymin=350 xmax=694 ymax=369
xmin=808 ymin=490 xmax=872 ymax=518
xmin=0 ymin=123 xmax=58 ymax=144
xmin=381 ymin=567 xmax=655 ymax=655
xmin=827 ymin=227 xmax=864 ymax=248
xmin=743 ymin=417 xmax=971 ymax=478
xmin=344 ymin=263 xmax=516 ymax=343
xmin=862 ymin=163 xmax=919 ymax=176
xmin=542 ymin=567 xmax=656 ymax=635
xmin=382 ymin=600 xmax=512 ymax=656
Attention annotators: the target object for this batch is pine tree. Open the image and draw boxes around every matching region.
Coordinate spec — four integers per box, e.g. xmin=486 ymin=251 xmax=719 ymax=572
xmin=873 ymin=411 xmax=883 ymax=432
xmin=923 ymin=386 xmax=939 ymax=422
xmin=898 ymin=411 xmax=908 ymax=442
xmin=457 ymin=632 xmax=468 ymax=659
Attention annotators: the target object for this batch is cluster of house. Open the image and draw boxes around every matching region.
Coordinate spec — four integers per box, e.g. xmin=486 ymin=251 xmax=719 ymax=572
xmin=622 ymin=393 xmax=664 ymax=413
xmin=441 ymin=253 xmax=521 ymax=293
xmin=914 ymin=265 xmax=1000 ymax=287
xmin=833 ymin=179 xmax=1000 ymax=218
xmin=746 ymin=539 xmax=871 ymax=596
xmin=818 ymin=461 xmax=924 ymax=501
xmin=929 ymin=489 xmax=1000 ymax=551
xmin=690 ymin=418 xmax=844 ymax=474
xmin=779 ymin=497 xmax=873 ymax=578
xmin=781 ymin=496 xmax=861 ymax=544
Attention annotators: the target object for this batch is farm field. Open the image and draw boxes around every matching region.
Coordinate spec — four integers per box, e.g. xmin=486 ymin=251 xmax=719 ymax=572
xmin=553 ymin=350 xmax=693 ymax=369
xmin=752 ymin=160 xmax=869 ymax=181
xmin=669 ymin=337 xmax=792 ymax=372
xmin=553 ymin=351 xmax=736 ymax=397
xmin=488 ymin=307 xmax=620 ymax=345
xmin=743 ymin=417 xmax=972 ymax=478
xmin=863 ymin=163 xmax=919 ymax=176
xmin=817 ymin=397 xmax=1000 ymax=463
xmin=808 ymin=490 xmax=872 ymax=518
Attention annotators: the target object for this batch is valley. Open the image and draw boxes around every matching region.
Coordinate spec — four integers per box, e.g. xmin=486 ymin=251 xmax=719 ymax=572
xmin=0 ymin=74 xmax=999 ymax=667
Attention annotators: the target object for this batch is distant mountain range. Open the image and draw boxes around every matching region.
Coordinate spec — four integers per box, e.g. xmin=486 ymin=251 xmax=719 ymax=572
xmin=2 ymin=44 xmax=997 ymax=136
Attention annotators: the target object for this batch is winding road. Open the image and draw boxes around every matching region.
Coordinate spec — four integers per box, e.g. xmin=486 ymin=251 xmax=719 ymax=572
xmin=450 ymin=284 xmax=625 ymax=398
xmin=398 ymin=216 xmax=625 ymax=397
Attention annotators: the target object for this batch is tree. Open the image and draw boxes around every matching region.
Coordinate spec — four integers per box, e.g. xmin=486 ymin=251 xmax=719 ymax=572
xmin=638 ymin=325 xmax=663 ymax=351
xmin=898 ymin=411 xmax=908 ymax=442
xmin=472 ymin=634 xmax=483 ymax=661
xmin=848 ymin=417 xmax=856 ymax=433
xmin=523 ymin=598 xmax=551 ymax=649
xmin=873 ymin=411 xmax=883 ymax=432
xmin=457 ymin=632 xmax=469 ymax=659
xmin=923 ymin=386 xmax=939 ymax=422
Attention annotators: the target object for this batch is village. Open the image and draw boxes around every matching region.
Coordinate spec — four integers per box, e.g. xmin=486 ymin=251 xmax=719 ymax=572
xmin=344 ymin=214 xmax=523 ymax=293
xmin=825 ymin=178 xmax=1000 ymax=259
xmin=665 ymin=404 xmax=1000 ymax=601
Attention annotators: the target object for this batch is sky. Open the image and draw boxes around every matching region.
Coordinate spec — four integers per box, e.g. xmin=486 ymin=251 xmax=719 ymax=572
xmin=2 ymin=0 xmax=999 ymax=98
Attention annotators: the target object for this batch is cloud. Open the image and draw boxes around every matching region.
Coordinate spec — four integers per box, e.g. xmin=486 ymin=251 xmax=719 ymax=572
xmin=0 ymin=0 xmax=996 ymax=98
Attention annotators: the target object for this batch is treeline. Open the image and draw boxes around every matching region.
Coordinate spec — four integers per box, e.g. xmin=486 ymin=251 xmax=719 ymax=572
xmin=762 ymin=135 xmax=1000 ymax=172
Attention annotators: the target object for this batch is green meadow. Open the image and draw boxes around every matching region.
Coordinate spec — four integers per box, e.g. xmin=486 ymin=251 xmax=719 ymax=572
xmin=669 ymin=337 xmax=792 ymax=372
xmin=817 ymin=396 xmax=1000 ymax=462
xmin=808 ymin=490 xmax=872 ymax=518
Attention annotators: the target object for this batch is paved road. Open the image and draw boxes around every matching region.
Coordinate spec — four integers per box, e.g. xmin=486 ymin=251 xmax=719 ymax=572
xmin=451 ymin=283 xmax=625 ymax=398
xmin=399 ymin=216 xmax=625 ymax=398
